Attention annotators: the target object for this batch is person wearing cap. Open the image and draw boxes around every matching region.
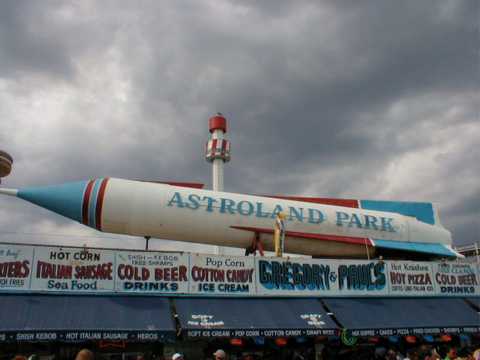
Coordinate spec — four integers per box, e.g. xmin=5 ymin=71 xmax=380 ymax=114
xmin=213 ymin=349 xmax=227 ymax=360
xmin=172 ymin=353 xmax=184 ymax=360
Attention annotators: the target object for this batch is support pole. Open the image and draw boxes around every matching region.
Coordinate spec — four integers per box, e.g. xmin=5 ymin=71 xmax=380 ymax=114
xmin=274 ymin=213 xmax=286 ymax=257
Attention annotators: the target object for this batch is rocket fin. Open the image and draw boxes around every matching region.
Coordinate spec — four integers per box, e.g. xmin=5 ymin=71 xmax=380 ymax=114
xmin=373 ymin=239 xmax=462 ymax=258
xmin=360 ymin=200 xmax=438 ymax=226
xmin=230 ymin=226 xmax=373 ymax=246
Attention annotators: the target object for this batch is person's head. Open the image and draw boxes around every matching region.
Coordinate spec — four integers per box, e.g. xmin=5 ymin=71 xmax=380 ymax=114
xmin=172 ymin=354 xmax=184 ymax=360
xmin=407 ymin=349 xmax=419 ymax=360
xmin=213 ymin=349 xmax=226 ymax=360
xmin=430 ymin=348 xmax=441 ymax=360
xmin=75 ymin=349 xmax=94 ymax=360
xmin=447 ymin=347 xmax=457 ymax=359
xmin=386 ymin=349 xmax=397 ymax=360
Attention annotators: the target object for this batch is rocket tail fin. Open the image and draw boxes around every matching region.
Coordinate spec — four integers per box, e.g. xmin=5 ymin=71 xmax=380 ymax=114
xmin=359 ymin=200 xmax=442 ymax=227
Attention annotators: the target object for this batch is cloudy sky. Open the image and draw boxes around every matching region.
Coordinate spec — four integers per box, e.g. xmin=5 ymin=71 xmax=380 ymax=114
xmin=0 ymin=0 xmax=478 ymax=253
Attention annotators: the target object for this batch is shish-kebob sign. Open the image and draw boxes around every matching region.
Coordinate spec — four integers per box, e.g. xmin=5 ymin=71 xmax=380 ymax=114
xmin=0 ymin=243 xmax=478 ymax=297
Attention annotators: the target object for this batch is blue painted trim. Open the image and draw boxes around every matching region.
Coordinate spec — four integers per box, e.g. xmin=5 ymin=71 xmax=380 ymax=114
xmin=374 ymin=239 xmax=457 ymax=257
xmin=361 ymin=200 xmax=435 ymax=225
xmin=18 ymin=181 xmax=88 ymax=223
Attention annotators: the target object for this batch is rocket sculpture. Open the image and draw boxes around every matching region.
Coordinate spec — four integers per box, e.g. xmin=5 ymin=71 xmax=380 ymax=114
xmin=0 ymin=177 xmax=458 ymax=259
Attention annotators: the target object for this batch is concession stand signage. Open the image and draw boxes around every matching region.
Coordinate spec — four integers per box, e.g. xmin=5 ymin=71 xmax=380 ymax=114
xmin=0 ymin=244 xmax=33 ymax=291
xmin=255 ymin=258 xmax=388 ymax=296
xmin=189 ymin=254 xmax=255 ymax=295
xmin=115 ymin=251 xmax=189 ymax=294
xmin=31 ymin=246 xmax=115 ymax=292
xmin=0 ymin=330 xmax=172 ymax=343
xmin=1 ymin=243 xmax=479 ymax=298
xmin=432 ymin=262 xmax=479 ymax=296
xmin=387 ymin=261 xmax=436 ymax=296
xmin=350 ymin=326 xmax=480 ymax=337
xmin=186 ymin=328 xmax=336 ymax=338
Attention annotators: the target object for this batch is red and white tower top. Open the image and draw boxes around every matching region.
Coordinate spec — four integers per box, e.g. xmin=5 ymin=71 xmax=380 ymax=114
xmin=205 ymin=113 xmax=231 ymax=192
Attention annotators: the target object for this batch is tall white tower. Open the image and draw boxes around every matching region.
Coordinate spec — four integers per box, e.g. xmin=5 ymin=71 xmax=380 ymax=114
xmin=205 ymin=113 xmax=231 ymax=254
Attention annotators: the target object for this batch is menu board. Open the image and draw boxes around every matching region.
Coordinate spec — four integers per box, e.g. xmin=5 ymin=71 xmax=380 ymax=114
xmin=0 ymin=244 xmax=33 ymax=291
xmin=0 ymin=243 xmax=478 ymax=298
xmin=388 ymin=262 xmax=436 ymax=296
xmin=189 ymin=254 xmax=255 ymax=295
xmin=432 ymin=262 xmax=479 ymax=296
xmin=115 ymin=251 xmax=189 ymax=294
xmin=31 ymin=246 xmax=115 ymax=292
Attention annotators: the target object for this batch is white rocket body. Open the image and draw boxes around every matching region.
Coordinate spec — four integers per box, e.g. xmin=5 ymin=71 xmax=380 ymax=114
xmin=101 ymin=179 xmax=452 ymax=258
xmin=0 ymin=177 xmax=456 ymax=258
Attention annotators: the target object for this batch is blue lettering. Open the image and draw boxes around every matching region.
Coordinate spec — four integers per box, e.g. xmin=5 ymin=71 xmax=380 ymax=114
xmin=237 ymin=201 xmax=254 ymax=216
xmin=220 ymin=198 xmax=236 ymax=214
xmin=337 ymin=263 xmax=385 ymax=291
xmin=292 ymin=263 xmax=304 ymax=289
xmin=167 ymin=192 xmax=185 ymax=208
xmin=374 ymin=262 xmax=386 ymax=290
xmin=348 ymin=214 xmax=363 ymax=228
xmin=308 ymin=209 xmax=325 ymax=224
xmin=255 ymin=202 xmax=269 ymax=218
xmin=289 ymin=207 xmax=304 ymax=222
xmin=186 ymin=194 xmax=201 ymax=210
xmin=202 ymin=196 xmax=217 ymax=212
xmin=270 ymin=205 xmax=284 ymax=219
xmin=364 ymin=215 xmax=379 ymax=230
xmin=381 ymin=217 xmax=396 ymax=232
xmin=259 ymin=260 xmax=274 ymax=290
xmin=336 ymin=211 xmax=349 ymax=226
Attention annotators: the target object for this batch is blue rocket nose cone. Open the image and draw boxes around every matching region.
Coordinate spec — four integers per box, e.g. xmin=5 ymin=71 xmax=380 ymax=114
xmin=17 ymin=180 xmax=90 ymax=223
xmin=17 ymin=178 xmax=110 ymax=230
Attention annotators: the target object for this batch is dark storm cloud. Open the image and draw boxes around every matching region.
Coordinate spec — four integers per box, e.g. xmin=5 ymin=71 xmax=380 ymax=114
xmin=0 ymin=1 xmax=73 ymax=79
xmin=0 ymin=0 xmax=478 ymax=249
xmin=129 ymin=0 xmax=478 ymax=194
